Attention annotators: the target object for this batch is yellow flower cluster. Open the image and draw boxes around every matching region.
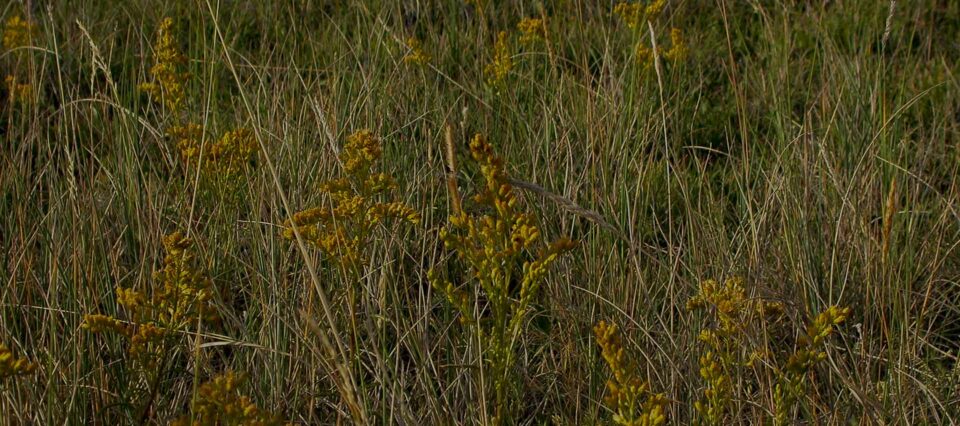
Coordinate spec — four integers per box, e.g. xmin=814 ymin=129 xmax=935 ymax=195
xmin=594 ymin=321 xmax=666 ymax=426
xmin=138 ymin=17 xmax=189 ymax=114
xmin=517 ymin=17 xmax=547 ymax=44
xmin=0 ymin=341 xmax=36 ymax=380
xmin=83 ymin=231 xmax=218 ymax=371
xmin=169 ymin=123 xmax=256 ymax=179
xmin=282 ymin=130 xmax=419 ymax=270
xmin=403 ymin=37 xmax=430 ymax=66
xmin=2 ymin=15 xmax=37 ymax=49
xmin=484 ymin=31 xmax=513 ymax=87
xmin=430 ymin=133 xmax=574 ymax=423
xmin=687 ymin=277 xmax=785 ymax=424
xmin=171 ymin=371 xmax=286 ymax=426
xmin=663 ymin=28 xmax=687 ymax=62
xmin=688 ymin=277 xmax=850 ymax=424
xmin=613 ymin=0 xmax=665 ymax=30
xmin=4 ymin=74 xmax=31 ymax=104
xmin=775 ymin=305 xmax=850 ymax=424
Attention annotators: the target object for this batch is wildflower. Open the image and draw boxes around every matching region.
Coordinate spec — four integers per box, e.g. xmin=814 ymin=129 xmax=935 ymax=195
xmin=484 ymin=31 xmax=513 ymax=87
xmin=282 ymin=130 xmax=419 ymax=271
xmin=207 ymin=128 xmax=257 ymax=177
xmin=594 ymin=321 xmax=667 ymax=426
xmin=613 ymin=2 xmax=643 ymax=29
xmin=171 ymin=371 xmax=286 ymax=426
xmin=430 ymin=133 xmax=574 ymax=423
xmin=84 ymin=231 xmax=218 ymax=371
xmin=138 ymin=18 xmax=189 ymax=114
xmin=2 ymin=15 xmax=37 ymax=49
xmin=403 ymin=37 xmax=430 ymax=66
xmin=4 ymin=74 xmax=32 ymax=104
xmin=775 ymin=305 xmax=850 ymax=424
xmin=614 ymin=1 xmax=665 ymax=29
xmin=517 ymin=17 xmax=547 ymax=44
xmin=0 ymin=342 xmax=36 ymax=380
xmin=635 ymin=44 xmax=653 ymax=69
xmin=663 ymin=28 xmax=687 ymax=63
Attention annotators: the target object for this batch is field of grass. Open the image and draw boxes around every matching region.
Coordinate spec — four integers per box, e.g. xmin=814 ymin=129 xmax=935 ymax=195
xmin=1 ymin=0 xmax=959 ymax=424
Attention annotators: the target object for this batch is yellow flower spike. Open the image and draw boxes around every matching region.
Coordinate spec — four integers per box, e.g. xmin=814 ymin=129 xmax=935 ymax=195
xmin=0 ymin=342 xmax=36 ymax=380
xmin=484 ymin=31 xmax=513 ymax=87
xmin=594 ymin=320 xmax=666 ymax=425
xmin=282 ymin=129 xmax=417 ymax=271
xmin=2 ymin=15 xmax=37 ymax=49
xmin=664 ymin=27 xmax=688 ymax=63
xmin=517 ymin=17 xmax=547 ymax=44
xmin=403 ymin=37 xmax=431 ymax=66
xmin=644 ymin=0 xmax=666 ymax=21
xmin=172 ymin=371 xmax=286 ymax=426
xmin=434 ymin=133 xmax=573 ymax=423
xmin=4 ymin=74 xmax=33 ymax=105
xmin=139 ymin=17 xmax=189 ymax=114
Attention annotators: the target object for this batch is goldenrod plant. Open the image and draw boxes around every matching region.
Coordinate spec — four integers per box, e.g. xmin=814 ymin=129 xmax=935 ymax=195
xmin=613 ymin=1 xmax=686 ymax=69
xmin=171 ymin=371 xmax=286 ymax=426
xmin=516 ymin=17 xmax=547 ymax=45
xmin=688 ymin=277 xmax=850 ymax=424
xmin=484 ymin=31 xmax=513 ymax=88
xmin=83 ymin=231 xmax=218 ymax=420
xmin=138 ymin=17 xmax=189 ymax=115
xmin=0 ymin=341 xmax=35 ymax=381
xmin=2 ymin=14 xmax=36 ymax=50
xmin=282 ymin=129 xmax=419 ymax=271
xmin=594 ymin=321 xmax=667 ymax=426
xmin=403 ymin=37 xmax=430 ymax=66
xmin=774 ymin=306 xmax=850 ymax=424
xmin=430 ymin=133 xmax=575 ymax=424
xmin=2 ymin=14 xmax=37 ymax=108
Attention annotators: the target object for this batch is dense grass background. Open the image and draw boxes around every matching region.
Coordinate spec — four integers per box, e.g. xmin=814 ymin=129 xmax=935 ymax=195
xmin=1 ymin=0 xmax=959 ymax=423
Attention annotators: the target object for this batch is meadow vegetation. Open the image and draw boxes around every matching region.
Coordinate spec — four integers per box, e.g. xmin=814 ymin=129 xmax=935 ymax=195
xmin=1 ymin=0 xmax=959 ymax=424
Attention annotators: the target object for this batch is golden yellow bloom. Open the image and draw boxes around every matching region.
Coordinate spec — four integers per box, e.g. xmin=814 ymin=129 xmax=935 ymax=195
xmin=431 ymin=133 xmax=574 ymax=423
xmin=2 ymin=15 xmax=37 ymax=49
xmin=282 ymin=130 xmax=418 ymax=270
xmin=663 ymin=28 xmax=687 ymax=62
xmin=484 ymin=31 xmax=513 ymax=87
xmin=4 ymin=74 xmax=32 ymax=104
xmin=138 ymin=17 xmax=189 ymax=114
xmin=84 ymin=231 xmax=218 ymax=374
xmin=517 ymin=17 xmax=547 ymax=44
xmin=171 ymin=371 xmax=286 ymax=426
xmin=614 ymin=2 xmax=643 ymax=29
xmin=594 ymin=321 xmax=667 ymax=426
xmin=635 ymin=44 xmax=653 ymax=69
xmin=403 ymin=37 xmax=430 ymax=66
xmin=614 ymin=0 xmax=665 ymax=29
xmin=0 ymin=342 xmax=36 ymax=380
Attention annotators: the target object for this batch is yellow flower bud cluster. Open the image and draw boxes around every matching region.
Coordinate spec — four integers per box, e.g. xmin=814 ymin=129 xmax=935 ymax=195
xmin=594 ymin=321 xmax=667 ymax=426
xmin=688 ymin=277 xmax=850 ymax=424
xmin=516 ymin=18 xmax=547 ymax=45
xmin=2 ymin=15 xmax=37 ymax=50
xmin=138 ymin=18 xmax=189 ymax=115
xmin=171 ymin=371 xmax=286 ymax=426
xmin=613 ymin=0 xmax=664 ymax=30
xmin=430 ymin=134 xmax=574 ymax=422
xmin=0 ymin=341 xmax=36 ymax=380
xmin=3 ymin=14 xmax=39 ymax=108
xmin=775 ymin=305 xmax=850 ymax=424
xmin=4 ymin=74 xmax=32 ymax=105
xmin=282 ymin=130 xmax=419 ymax=271
xmin=403 ymin=37 xmax=430 ymax=66
xmin=83 ymin=231 xmax=218 ymax=373
xmin=484 ymin=31 xmax=513 ymax=87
